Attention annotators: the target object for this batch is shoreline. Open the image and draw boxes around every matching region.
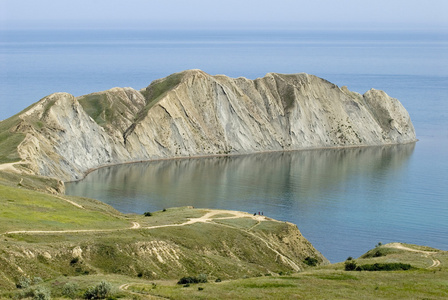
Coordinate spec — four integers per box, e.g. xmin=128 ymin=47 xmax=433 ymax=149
xmin=64 ymin=140 xmax=418 ymax=183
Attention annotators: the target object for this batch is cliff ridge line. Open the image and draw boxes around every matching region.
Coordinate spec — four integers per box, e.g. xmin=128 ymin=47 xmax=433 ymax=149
xmin=0 ymin=70 xmax=416 ymax=181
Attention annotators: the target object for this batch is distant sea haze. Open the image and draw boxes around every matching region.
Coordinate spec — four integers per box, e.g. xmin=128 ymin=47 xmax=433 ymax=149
xmin=1 ymin=29 xmax=446 ymax=262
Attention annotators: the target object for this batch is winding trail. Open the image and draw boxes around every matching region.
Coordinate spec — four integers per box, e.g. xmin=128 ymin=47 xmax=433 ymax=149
xmin=385 ymin=243 xmax=441 ymax=269
xmin=54 ymin=194 xmax=84 ymax=209
xmin=131 ymin=222 xmax=141 ymax=229
xmin=119 ymin=283 xmax=168 ymax=299
xmin=2 ymin=209 xmax=301 ymax=280
xmin=2 ymin=210 xmax=259 ymax=235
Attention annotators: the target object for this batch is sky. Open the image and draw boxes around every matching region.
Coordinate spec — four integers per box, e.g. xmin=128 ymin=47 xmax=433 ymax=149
xmin=1 ymin=0 xmax=448 ymax=30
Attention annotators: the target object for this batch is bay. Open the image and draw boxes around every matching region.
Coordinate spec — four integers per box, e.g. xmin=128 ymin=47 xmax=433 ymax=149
xmin=66 ymin=141 xmax=447 ymax=263
xmin=1 ymin=29 xmax=447 ymax=262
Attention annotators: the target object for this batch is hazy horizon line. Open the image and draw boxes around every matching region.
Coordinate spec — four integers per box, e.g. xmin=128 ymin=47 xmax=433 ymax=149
xmin=1 ymin=20 xmax=447 ymax=32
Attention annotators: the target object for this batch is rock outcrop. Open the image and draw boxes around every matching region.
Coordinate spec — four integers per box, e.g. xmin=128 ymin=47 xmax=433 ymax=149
xmin=4 ymin=70 xmax=416 ymax=181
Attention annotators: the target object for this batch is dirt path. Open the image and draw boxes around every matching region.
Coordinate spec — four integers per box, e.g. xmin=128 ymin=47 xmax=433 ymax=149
xmin=4 ymin=208 xmax=301 ymax=298
xmin=119 ymin=283 xmax=168 ymax=299
xmin=385 ymin=243 xmax=441 ymax=269
xmin=54 ymin=195 xmax=84 ymax=209
xmin=2 ymin=210 xmax=269 ymax=236
xmin=142 ymin=210 xmax=267 ymax=230
xmin=2 ymin=209 xmax=301 ymax=270
xmin=131 ymin=222 xmax=141 ymax=229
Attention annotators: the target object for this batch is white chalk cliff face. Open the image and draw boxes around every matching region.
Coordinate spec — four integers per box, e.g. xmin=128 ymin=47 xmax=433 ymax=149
xmin=12 ymin=70 xmax=416 ymax=181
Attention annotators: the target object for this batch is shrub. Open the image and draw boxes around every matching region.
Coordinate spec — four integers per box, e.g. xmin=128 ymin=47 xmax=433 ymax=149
xmin=303 ymin=256 xmax=318 ymax=266
xmin=143 ymin=212 xmax=152 ymax=217
xmin=32 ymin=277 xmax=43 ymax=285
xmin=31 ymin=287 xmax=51 ymax=300
xmin=177 ymin=274 xmax=208 ymax=285
xmin=215 ymin=278 xmax=222 ymax=282
xmin=178 ymin=277 xmax=195 ymax=285
xmin=197 ymin=274 xmax=208 ymax=283
xmin=16 ymin=276 xmax=31 ymax=289
xmin=84 ymin=281 xmax=112 ymax=299
xmin=373 ymin=250 xmax=384 ymax=257
xmin=62 ymin=282 xmax=79 ymax=299
xmin=344 ymin=260 xmax=357 ymax=271
xmin=70 ymin=257 xmax=79 ymax=265
xmin=355 ymin=263 xmax=412 ymax=271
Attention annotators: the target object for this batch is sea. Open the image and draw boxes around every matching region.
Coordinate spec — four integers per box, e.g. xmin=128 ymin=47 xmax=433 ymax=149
xmin=1 ymin=29 xmax=447 ymax=263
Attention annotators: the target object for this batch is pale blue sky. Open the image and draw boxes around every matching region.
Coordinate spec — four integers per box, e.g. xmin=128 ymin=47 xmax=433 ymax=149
xmin=1 ymin=0 xmax=447 ymax=30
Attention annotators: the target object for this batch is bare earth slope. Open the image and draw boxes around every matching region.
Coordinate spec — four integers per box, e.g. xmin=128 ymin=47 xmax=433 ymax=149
xmin=1 ymin=70 xmax=416 ymax=181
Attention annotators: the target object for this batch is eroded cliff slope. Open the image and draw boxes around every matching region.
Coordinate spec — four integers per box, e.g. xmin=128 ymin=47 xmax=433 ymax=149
xmin=1 ymin=70 xmax=416 ymax=181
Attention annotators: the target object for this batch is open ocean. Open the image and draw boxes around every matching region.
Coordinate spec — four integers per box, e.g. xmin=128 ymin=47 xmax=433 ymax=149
xmin=1 ymin=29 xmax=447 ymax=262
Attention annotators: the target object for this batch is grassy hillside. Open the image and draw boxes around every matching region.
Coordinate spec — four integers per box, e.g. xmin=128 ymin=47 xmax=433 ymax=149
xmin=0 ymin=179 xmax=327 ymax=298
xmin=121 ymin=243 xmax=448 ymax=299
xmin=0 ymin=172 xmax=445 ymax=299
xmin=0 ymin=114 xmax=25 ymax=164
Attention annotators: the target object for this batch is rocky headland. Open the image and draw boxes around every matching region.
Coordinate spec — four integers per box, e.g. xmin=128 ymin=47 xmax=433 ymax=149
xmin=0 ymin=70 xmax=416 ymax=181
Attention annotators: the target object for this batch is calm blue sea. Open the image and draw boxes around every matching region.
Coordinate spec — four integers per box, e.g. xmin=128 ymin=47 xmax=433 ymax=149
xmin=1 ymin=29 xmax=447 ymax=262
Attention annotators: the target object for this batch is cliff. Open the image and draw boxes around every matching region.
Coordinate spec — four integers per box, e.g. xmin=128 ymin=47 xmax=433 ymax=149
xmin=0 ymin=70 xmax=416 ymax=181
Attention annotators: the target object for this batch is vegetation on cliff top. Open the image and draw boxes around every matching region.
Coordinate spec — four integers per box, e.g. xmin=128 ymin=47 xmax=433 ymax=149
xmin=0 ymin=114 xmax=24 ymax=164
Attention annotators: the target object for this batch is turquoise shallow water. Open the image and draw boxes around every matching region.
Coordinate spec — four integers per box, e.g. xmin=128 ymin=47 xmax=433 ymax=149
xmin=1 ymin=29 xmax=447 ymax=262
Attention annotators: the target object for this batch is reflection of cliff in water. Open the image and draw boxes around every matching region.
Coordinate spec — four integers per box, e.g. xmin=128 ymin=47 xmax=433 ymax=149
xmin=66 ymin=143 xmax=415 ymax=213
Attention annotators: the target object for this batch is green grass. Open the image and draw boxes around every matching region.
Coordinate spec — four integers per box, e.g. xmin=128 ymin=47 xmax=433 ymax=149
xmin=0 ymin=95 xmax=59 ymax=164
xmin=120 ymin=243 xmax=448 ymax=299
xmin=141 ymin=72 xmax=184 ymax=106
xmin=137 ymin=72 xmax=184 ymax=122
xmin=0 ymin=114 xmax=25 ymax=164
xmin=132 ymin=207 xmax=205 ymax=227
xmin=0 ymin=184 xmax=128 ymax=233
xmin=0 ymin=170 xmax=62 ymax=192
xmin=214 ymin=217 xmax=259 ymax=229
xmin=77 ymin=93 xmax=110 ymax=125
xmin=125 ymin=265 xmax=448 ymax=300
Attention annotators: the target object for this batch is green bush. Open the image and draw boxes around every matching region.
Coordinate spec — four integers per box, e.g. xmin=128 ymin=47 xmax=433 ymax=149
xmin=84 ymin=281 xmax=112 ymax=299
xmin=16 ymin=276 xmax=31 ymax=289
xmin=32 ymin=277 xmax=43 ymax=285
xmin=62 ymin=282 xmax=79 ymax=299
xmin=31 ymin=287 xmax=51 ymax=300
xmin=344 ymin=260 xmax=357 ymax=271
xmin=177 ymin=274 xmax=208 ymax=285
xmin=303 ymin=256 xmax=318 ymax=266
xmin=355 ymin=263 xmax=412 ymax=271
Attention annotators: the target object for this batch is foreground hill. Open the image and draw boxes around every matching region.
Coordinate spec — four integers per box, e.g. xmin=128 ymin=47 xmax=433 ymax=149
xmin=1 ymin=176 xmax=445 ymax=299
xmin=0 ymin=177 xmax=327 ymax=295
xmin=0 ymin=70 xmax=416 ymax=181
xmin=131 ymin=243 xmax=447 ymax=300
